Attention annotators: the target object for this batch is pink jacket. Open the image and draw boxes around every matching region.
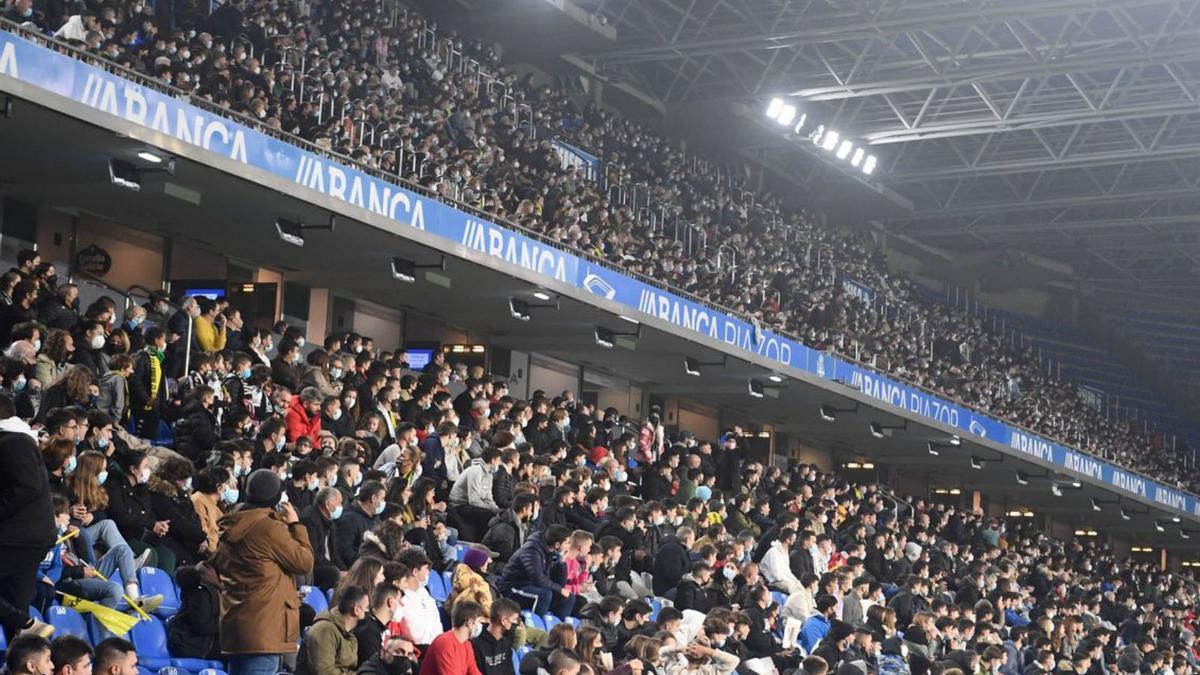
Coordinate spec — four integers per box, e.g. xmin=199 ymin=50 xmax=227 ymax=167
xmin=564 ymin=556 xmax=590 ymax=594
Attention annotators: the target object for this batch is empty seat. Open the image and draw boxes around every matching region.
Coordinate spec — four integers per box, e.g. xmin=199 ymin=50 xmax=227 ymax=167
xmin=300 ymin=586 xmax=328 ymax=614
xmin=46 ymin=606 xmax=89 ymax=641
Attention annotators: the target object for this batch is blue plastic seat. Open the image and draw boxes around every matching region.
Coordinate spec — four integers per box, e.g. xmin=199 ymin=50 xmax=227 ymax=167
xmin=300 ymin=586 xmax=328 ymax=614
xmin=427 ymin=573 xmax=449 ymax=603
xmin=132 ymin=614 xmax=223 ymax=672
xmin=0 ymin=624 xmax=8 ymax=654
xmin=512 ymin=650 xmax=521 ymax=675
xmin=771 ymin=591 xmax=788 ymax=607
xmin=455 ymin=545 xmax=468 ymax=562
xmin=648 ymin=598 xmax=662 ymax=621
xmin=46 ymin=605 xmax=89 ymax=641
xmin=542 ymin=615 xmax=561 ymax=631
xmin=521 ymin=611 xmax=546 ymax=631
xmin=28 ymin=607 xmax=43 ymax=623
xmin=563 ymin=617 xmax=580 ymax=629
xmin=139 ymin=567 xmax=181 ymax=618
xmin=198 ymin=670 xmax=229 ymax=675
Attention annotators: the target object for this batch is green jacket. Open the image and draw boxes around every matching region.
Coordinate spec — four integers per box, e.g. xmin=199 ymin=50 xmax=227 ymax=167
xmin=725 ymin=509 xmax=760 ymax=539
xmin=297 ymin=609 xmax=359 ymax=675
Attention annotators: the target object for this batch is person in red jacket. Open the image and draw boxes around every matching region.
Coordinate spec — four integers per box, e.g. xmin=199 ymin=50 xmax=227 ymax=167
xmin=285 ymin=387 xmax=323 ymax=445
xmin=418 ymin=600 xmax=484 ymax=675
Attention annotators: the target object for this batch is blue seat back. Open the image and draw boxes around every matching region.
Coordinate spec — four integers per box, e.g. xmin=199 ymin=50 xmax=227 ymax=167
xmin=46 ymin=606 xmax=89 ymax=640
xmin=139 ymin=568 xmax=181 ymax=608
xmin=300 ymin=586 xmax=329 ymax=614
xmin=130 ymin=615 xmax=171 ymax=659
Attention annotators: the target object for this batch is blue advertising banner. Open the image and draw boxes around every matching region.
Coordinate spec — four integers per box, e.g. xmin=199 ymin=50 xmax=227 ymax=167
xmin=841 ymin=277 xmax=876 ymax=303
xmin=551 ymin=139 xmax=602 ymax=183
xmin=3 ymin=29 xmax=1197 ymax=519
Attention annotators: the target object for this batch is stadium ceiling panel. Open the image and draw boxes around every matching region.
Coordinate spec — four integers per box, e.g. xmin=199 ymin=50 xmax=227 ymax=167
xmin=574 ymin=0 xmax=1200 ymax=288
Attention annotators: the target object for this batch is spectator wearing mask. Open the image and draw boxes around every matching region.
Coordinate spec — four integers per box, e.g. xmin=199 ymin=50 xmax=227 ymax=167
xmin=106 ymin=450 xmax=174 ymax=571
xmin=129 ymin=327 xmax=168 ymax=440
xmin=472 ymin=598 xmax=522 ymax=675
xmin=300 ymin=486 xmax=347 ymax=591
xmin=396 ymin=550 xmax=443 ymax=650
xmin=71 ymin=320 xmax=109 ymax=378
xmin=213 ymin=469 xmax=314 ymax=675
xmin=448 ymin=449 xmax=503 ymax=541
xmin=335 ymin=480 xmax=385 ymax=565
xmin=168 ymin=561 xmax=222 ymax=662
xmin=355 ymin=583 xmax=405 ymax=667
xmin=296 ymin=584 xmax=368 ymax=675
xmin=492 ymin=448 xmax=519 ymax=509
xmin=653 ymin=526 xmax=694 ymax=598
xmin=419 ymin=600 xmax=485 ymax=675
xmin=498 ymin=524 xmax=575 ymax=620
xmin=271 ymin=339 xmax=303 ymax=393
xmin=481 ymin=491 xmax=537 ymax=564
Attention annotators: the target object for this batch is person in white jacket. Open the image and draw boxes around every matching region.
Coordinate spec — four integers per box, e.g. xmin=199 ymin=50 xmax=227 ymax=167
xmin=448 ymin=448 xmax=501 ymax=541
xmin=760 ymin=528 xmax=805 ymax=595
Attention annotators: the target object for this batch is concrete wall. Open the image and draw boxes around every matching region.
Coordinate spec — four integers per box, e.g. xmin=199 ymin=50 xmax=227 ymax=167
xmin=353 ymin=299 xmax=403 ymax=352
xmin=529 ymin=353 xmax=580 ymax=400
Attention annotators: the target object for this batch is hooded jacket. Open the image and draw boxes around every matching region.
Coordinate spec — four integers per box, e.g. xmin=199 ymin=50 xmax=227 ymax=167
xmin=0 ymin=425 xmax=55 ymax=549
xmin=296 ymin=608 xmax=358 ymax=675
xmin=213 ymin=506 xmax=314 ymax=654
xmin=497 ymin=530 xmax=562 ymax=594
xmin=481 ymin=508 xmax=526 ymax=562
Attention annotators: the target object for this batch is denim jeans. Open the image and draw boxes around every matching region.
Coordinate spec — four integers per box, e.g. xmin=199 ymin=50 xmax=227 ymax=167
xmin=508 ymin=586 xmax=574 ymax=619
xmin=227 ymin=653 xmax=281 ymax=675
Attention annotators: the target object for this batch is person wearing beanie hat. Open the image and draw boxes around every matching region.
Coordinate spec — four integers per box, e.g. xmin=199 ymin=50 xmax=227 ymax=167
xmin=463 ymin=547 xmax=490 ymax=572
xmin=212 ymin=468 xmax=314 ymax=674
xmin=447 ymin=546 xmax=494 ymax=617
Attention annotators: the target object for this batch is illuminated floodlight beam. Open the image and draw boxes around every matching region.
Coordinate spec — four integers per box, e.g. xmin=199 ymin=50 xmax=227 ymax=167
xmin=862 ymin=155 xmax=877 ymax=175
xmin=776 ymin=104 xmax=796 ymax=126
xmin=766 ymin=98 xmax=784 ymax=119
xmin=821 ymin=130 xmax=840 ymax=151
xmin=836 ymin=140 xmax=853 ymax=160
xmin=850 ymin=148 xmax=865 ymax=167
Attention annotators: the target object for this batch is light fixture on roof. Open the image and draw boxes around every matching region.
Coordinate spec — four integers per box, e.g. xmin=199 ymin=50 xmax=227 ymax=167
xmin=1155 ymin=521 xmax=1168 ymax=533
xmin=594 ymin=325 xmax=640 ymax=349
xmin=1173 ymin=516 xmax=1183 ymax=523
xmin=850 ymin=148 xmax=865 ymax=167
xmin=792 ymin=113 xmax=808 ymax=134
xmin=390 ymin=255 xmax=445 ymax=283
xmin=1120 ymin=504 xmax=1149 ymax=521
xmin=683 ymin=355 xmax=727 ymax=377
xmin=1014 ymin=468 xmax=1050 ymax=486
xmin=869 ymin=421 xmax=907 ymax=439
xmin=137 ymin=151 xmax=165 ymax=164
xmin=109 ymin=159 xmax=142 ymax=191
xmin=1120 ymin=507 xmax=1132 ymax=521
xmin=1091 ymin=497 xmax=1117 ymax=512
xmin=274 ymin=215 xmax=335 ymax=247
xmin=819 ymin=403 xmax=859 ymax=422
xmin=836 ymin=140 xmax=854 ymax=160
xmin=1183 ymin=529 xmax=1192 ymax=540
xmin=969 ymin=453 xmax=1002 ymax=470
xmin=928 ymin=437 xmax=959 ymax=456
xmin=821 ymin=130 xmax=840 ymax=152
xmin=619 ymin=315 xmax=640 ymax=324
xmin=532 ymin=290 xmax=553 ymax=301
xmin=766 ymin=98 xmax=784 ymax=119
xmin=862 ymin=155 xmax=878 ymax=175
xmin=748 ymin=379 xmax=787 ymax=399
xmin=507 ymin=296 xmax=558 ymax=322
xmin=1050 ymin=482 xmax=1081 ymax=497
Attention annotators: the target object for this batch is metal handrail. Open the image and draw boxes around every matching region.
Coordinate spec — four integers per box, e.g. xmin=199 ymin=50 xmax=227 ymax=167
xmin=7 ymin=19 xmax=1198 ymax=502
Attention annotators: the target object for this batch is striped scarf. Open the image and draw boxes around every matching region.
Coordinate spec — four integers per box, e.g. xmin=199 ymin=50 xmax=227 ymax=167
xmin=145 ymin=348 xmax=163 ymax=410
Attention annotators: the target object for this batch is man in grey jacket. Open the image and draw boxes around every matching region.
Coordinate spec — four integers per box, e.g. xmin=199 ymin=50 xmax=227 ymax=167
xmin=842 ymin=576 xmax=869 ymax=627
xmin=448 ymin=448 xmax=501 ymax=541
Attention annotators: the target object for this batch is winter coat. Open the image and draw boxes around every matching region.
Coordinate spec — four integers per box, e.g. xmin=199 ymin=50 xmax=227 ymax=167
xmin=334 ymin=503 xmax=377 ymax=566
xmin=213 ymin=507 xmax=314 ymax=654
xmin=498 ymin=530 xmax=562 ymax=594
xmin=105 ymin=468 xmax=158 ymax=543
xmin=148 ymin=477 xmax=208 ymax=566
xmin=174 ymin=400 xmax=219 ymax=464
xmin=491 ymin=466 xmax=516 ymax=510
xmin=297 ymin=609 xmax=359 ymax=675
xmin=480 ymin=508 xmax=525 ymax=563
xmin=447 ymin=563 xmax=494 ymax=616
xmin=285 ymin=396 xmax=322 ymax=445
xmin=169 ymin=563 xmax=222 ymax=660
xmin=674 ymin=574 xmax=713 ymax=613
xmin=300 ymin=504 xmax=347 ymax=571
xmin=0 ymin=425 xmax=55 ymax=549
xmin=652 ymin=534 xmax=691 ymax=596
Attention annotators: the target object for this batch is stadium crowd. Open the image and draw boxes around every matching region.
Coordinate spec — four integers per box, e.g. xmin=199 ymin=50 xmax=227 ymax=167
xmin=0 ymin=247 xmax=1193 ymax=675
xmin=0 ymin=1 xmax=1195 ymax=674
xmin=2 ymin=0 xmax=1190 ymax=493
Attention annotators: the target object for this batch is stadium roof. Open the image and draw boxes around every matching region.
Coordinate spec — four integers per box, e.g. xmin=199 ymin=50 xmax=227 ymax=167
xmin=565 ymin=0 xmax=1200 ymax=296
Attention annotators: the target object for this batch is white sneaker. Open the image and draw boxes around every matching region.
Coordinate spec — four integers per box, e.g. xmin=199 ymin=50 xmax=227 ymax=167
xmin=17 ymin=619 xmax=54 ymax=639
xmin=134 ymin=549 xmax=152 ymax=570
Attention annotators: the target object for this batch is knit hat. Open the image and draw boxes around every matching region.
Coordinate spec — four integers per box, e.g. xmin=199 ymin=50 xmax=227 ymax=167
xmin=828 ymin=619 xmax=855 ymax=644
xmin=463 ymin=547 xmax=490 ymax=571
xmin=696 ymin=485 xmax=712 ymax=501
xmin=245 ymin=469 xmax=283 ymax=507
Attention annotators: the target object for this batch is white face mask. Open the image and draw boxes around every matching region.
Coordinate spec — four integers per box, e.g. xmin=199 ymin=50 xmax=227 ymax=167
xmin=139 ymin=467 xmax=150 ymax=483
xmin=90 ymin=334 xmax=105 ymax=350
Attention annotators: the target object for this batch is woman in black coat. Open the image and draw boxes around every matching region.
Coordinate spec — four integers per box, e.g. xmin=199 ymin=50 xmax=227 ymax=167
xmin=146 ymin=457 xmax=207 ymax=571
xmin=173 ymin=389 xmax=219 ymax=466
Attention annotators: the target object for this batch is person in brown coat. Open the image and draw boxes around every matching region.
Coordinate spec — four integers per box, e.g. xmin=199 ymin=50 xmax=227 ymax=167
xmin=213 ymin=469 xmax=314 ymax=675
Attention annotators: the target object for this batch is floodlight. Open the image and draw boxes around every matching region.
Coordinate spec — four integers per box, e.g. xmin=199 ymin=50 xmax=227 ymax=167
xmin=836 ymin=140 xmax=853 ymax=160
